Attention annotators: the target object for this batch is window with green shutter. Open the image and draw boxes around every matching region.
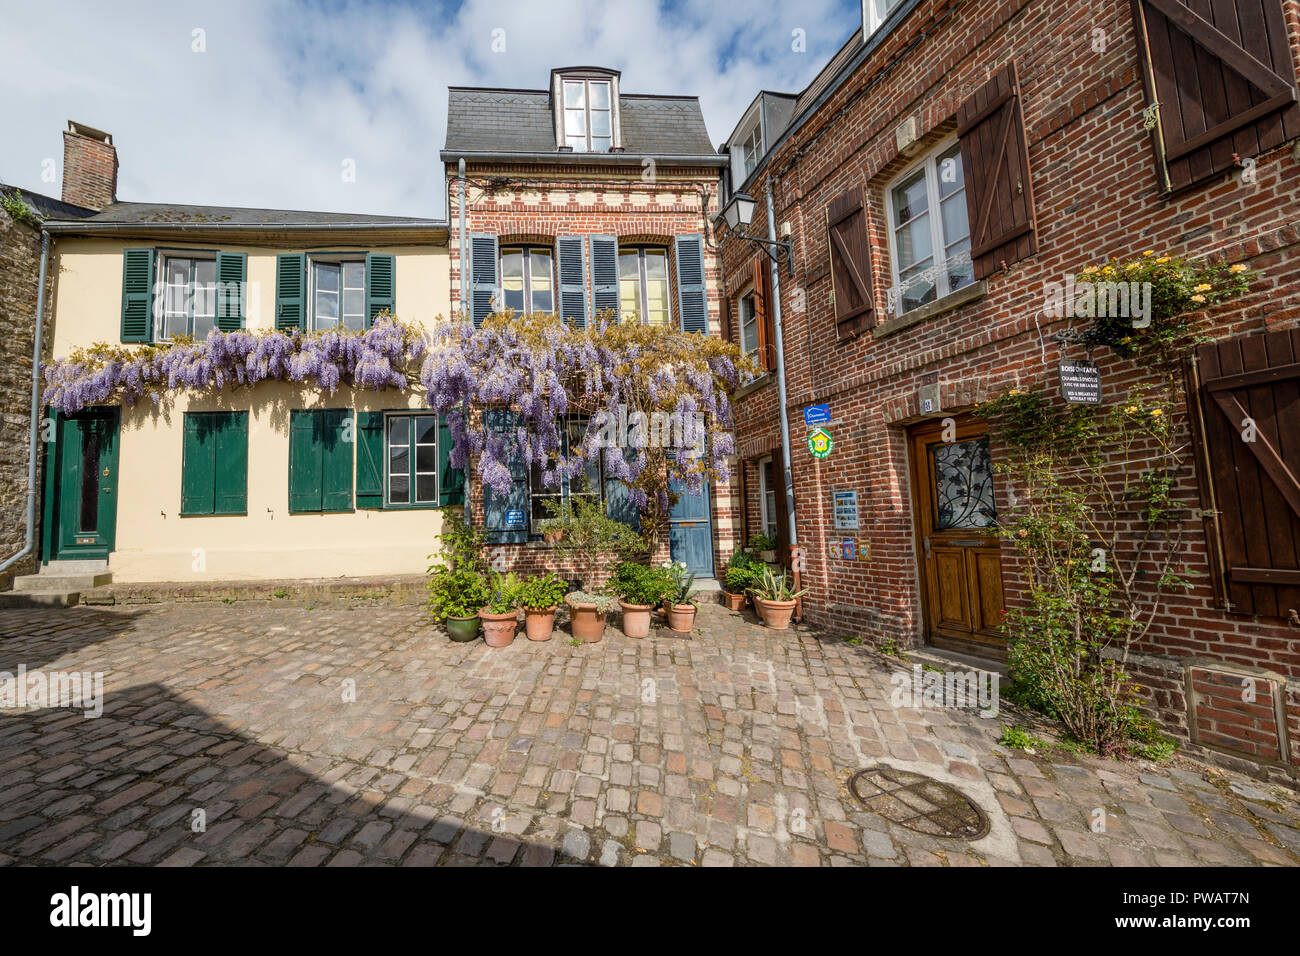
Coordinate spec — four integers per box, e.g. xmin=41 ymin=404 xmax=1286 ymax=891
xmin=356 ymin=410 xmax=464 ymax=510
xmin=288 ymin=408 xmax=354 ymax=513
xmin=181 ymin=412 xmax=248 ymax=516
xmin=120 ymin=248 xmax=155 ymax=342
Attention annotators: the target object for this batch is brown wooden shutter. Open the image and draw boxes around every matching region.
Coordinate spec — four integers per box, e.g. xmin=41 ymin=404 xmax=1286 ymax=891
xmin=826 ymin=186 xmax=874 ymax=340
xmin=1131 ymin=0 xmax=1300 ymax=194
xmin=720 ymin=293 xmax=732 ymax=344
xmin=1188 ymin=329 xmax=1300 ymax=621
xmin=957 ymin=61 xmax=1038 ymax=280
xmin=773 ymin=446 xmax=791 ymax=565
xmin=752 ymin=257 xmax=776 ymax=372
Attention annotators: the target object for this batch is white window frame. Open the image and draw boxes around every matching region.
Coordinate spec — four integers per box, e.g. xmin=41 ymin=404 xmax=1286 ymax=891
xmin=618 ymin=246 xmax=670 ymax=327
xmin=883 ymin=136 xmax=972 ymax=317
xmin=383 ymin=412 xmax=441 ymax=508
xmin=737 ymin=287 xmax=759 ymax=358
xmin=729 ymin=100 xmax=764 ymax=185
xmin=562 ymin=77 xmax=613 ymax=153
xmin=153 ymin=251 xmax=217 ymax=342
xmin=499 ymin=245 xmax=555 ymax=315
xmin=308 ymin=255 xmax=367 ymax=332
xmin=863 ymin=0 xmax=904 ymax=37
xmin=758 ymin=455 xmax=778 ymax=543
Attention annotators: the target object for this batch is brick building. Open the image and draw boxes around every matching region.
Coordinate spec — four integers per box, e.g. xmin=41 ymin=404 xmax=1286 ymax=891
xmin=716 ymin=0 xmax=1300 ymax=781
xmin=440 ymin=66 xmax=735 ymax=582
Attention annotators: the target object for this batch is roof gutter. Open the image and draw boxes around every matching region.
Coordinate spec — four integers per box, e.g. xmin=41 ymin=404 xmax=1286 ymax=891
xmin=0 ymin=229 xmax=50 ymax=576
xmin=41 ymin=220 xmax=449 ymax=235
xmin=440 ymin=150 xmax=728 ymax=167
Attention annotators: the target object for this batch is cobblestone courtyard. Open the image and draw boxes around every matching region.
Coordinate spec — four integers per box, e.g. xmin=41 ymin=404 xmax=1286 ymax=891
xmin=1 ymin=601 xmax=1298 ymax=867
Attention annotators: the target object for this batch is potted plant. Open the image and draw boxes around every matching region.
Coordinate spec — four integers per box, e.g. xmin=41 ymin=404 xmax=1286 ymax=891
xmin=660 ymin=561 xmax=699 ymax=633
xmin=609 ymin=562 xmax=672 ymax=639
xmin=479 ymin=572 xmax=523 ymax=647
xmin=752 ymin=565 xmax=809 ymax=630
xmin=552 ymin=498 xmax=647 ymax=643
xmin=536 ymin=518 xmax=567 ymax=544
xmin=721 ymin=550 xmax=759 ymax=610
xmin=517 ymin=571 xmax=567 ymax=641
xmin=427 ymin=565 xmax=491 ymax=642
xmin=748 ymin=533 xmax=777 ymax=564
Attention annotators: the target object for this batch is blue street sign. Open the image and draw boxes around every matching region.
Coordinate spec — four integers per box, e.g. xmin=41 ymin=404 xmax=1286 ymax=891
xmin=505 ymin=510 xmax=526 ymax=529
xmin=804 ymin=404 xmax=831 ymax=426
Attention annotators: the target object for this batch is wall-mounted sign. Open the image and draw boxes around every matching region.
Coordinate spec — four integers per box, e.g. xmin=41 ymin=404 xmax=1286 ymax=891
xmin=807 ymin=427 xmax=834 ymax=459
xmin=1059 ymin=361 xmax=1102 ymax=404
xmin=918 ymin=383 xmax=941 ymax=415
xmin=505 ymin=509 xmax=526 ymax=529
xmin=833 ymin=490 xmax=860 ymax=530
xmin=804 ymin=403 xmax=832 ymax=427
xmin=841 ymin=538 xmax=857 ymax=560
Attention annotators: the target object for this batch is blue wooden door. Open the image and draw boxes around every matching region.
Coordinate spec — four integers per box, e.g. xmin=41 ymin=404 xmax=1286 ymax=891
xmin=669 ymin=478 xmax=714 ymax=577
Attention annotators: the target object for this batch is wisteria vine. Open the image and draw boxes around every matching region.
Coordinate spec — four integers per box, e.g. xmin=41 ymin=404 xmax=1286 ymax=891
xmin=42 ymin=313 xmax=750 ymax=530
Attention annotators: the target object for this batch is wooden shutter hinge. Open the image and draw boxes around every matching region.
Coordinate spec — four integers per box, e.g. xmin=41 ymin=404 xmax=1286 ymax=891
xmin=1142 ymin=102 xmax=1160 ymax=131
xmin=1192 ymin=507 xmax=1221 ymax=521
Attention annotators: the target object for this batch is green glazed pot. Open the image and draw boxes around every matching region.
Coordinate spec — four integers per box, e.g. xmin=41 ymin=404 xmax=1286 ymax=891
xmin=445 ymin=614 xmax=482 ymax=643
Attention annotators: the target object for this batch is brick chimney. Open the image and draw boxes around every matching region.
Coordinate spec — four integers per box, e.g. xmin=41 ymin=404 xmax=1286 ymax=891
xmin=62 ymin=121 xmax=118 ymax=211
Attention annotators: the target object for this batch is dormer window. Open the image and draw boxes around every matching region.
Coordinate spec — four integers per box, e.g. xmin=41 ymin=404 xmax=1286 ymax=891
xmin=563 ymin=78 xmax=613 ymax=152
xmin=740 ymin=123 xmax=763 ymax=177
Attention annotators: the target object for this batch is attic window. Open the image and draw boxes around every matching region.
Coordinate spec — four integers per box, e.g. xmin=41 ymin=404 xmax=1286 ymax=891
xmin=740 ymin=123 xmax=763 ymax=176
xmin=563 ymin=78 xmax=612 ymax=152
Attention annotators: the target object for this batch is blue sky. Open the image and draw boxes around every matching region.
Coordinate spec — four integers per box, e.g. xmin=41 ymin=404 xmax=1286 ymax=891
xmin=0 ymin=0 xmax=861 ymax=218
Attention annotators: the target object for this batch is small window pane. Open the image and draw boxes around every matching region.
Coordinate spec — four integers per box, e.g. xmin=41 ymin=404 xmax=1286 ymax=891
xmin=414 ymin=416 xmax=437 ymax=444
xmin=566 ymin=135 xmax=587 ymax=151
xmin=937 ymin=146 xmax=965 ymax=199
xmin=315 ymin=263 xmax=340 ymax=293
xmin=644 ymin=249 xmax=668 ymax=279
xmin=389 ymin=474 xmax=410 ymax=504
xmin=533 ymin=289 xmax=553 ymax=313
xmin=388 ymin=417 xmax=409 ymax=444
xmin=563 ymin=80 xmax=585 ymax=107
xmin=529 ymin=251 xmax=552 ymax=283
xmin=343 ymin=261 xmax=364 ymax=290
xmin=416 ymin=445 xmax=436 ymax=472
xmin=892 ymin=171 xmax=929 ymax=224
xmin=588 ymin=82 xmax=610 ymax=109
xmin=590 ymin=111 xmax=611 ymax=137
xmin=590 ymin=137 xmax=611 ymax=152
xmin=940 ymin=193 xmax=969 ymax=246
xmin=894 ymin=212 xmax=933 ymax=271
xmin=565 ymin=109 xmax=586 ymax=136
xmin=416 ymin=475 xmax=437 ymax=502
xmin=619 ymin=281 xmax=640 ymax=323
xmin=618 ymin=252 xmax=640 ymax=279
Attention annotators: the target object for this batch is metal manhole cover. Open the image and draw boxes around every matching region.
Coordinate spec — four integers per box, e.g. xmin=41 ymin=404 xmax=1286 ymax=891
xmin=848 ymin=767 xmax=989 ymax=840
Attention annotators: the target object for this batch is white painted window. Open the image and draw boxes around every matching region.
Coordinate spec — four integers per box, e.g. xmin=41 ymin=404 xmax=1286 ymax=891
xmin=759 ymin=456 xmax=778 ymax=543
xmin=501 ymin=246 xmax=554 ymax=314
xmin=738 ymin=289 xmax=759 ymax=358
xmin=158 ymin=254 xmax=216 ymax=341
xmin=618 ymin=247 xmax=670 ymax=327
xmin=385 ymin=413 xmax=440 ymax=506
xmin=310 ymin=259 xmax=366 ymax=331
xmin=884 ymin=139 xmax=973 ymax=315
xmin=863 ymin=0 xmax=904 ymax=36
xmin=741 ymin=122 xmax=763 ymax=177
xmin=563 ymin=79 xmax=612 ymax=152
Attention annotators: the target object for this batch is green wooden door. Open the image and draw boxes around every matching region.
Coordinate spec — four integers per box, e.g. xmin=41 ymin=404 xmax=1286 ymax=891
xmin=53 ymin=408 xmax=120 ymax=560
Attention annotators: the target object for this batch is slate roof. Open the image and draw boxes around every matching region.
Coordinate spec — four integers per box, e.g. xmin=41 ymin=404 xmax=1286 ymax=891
xmin=0 ymin=184 xmax=95 ymax=220
xmin=443 ymin=87 xmax=720 ymax=159
xmin=61 ymin=201 xmax=438 ymax=227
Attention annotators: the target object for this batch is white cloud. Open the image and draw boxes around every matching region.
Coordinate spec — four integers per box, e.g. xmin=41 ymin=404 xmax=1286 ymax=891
xmin=0 ymin=0 xmax=858 ymax=217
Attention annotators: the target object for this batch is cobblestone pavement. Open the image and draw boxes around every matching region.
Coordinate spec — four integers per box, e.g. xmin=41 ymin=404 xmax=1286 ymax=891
xmin=1 ymin=601 xmax=1298 ymax=867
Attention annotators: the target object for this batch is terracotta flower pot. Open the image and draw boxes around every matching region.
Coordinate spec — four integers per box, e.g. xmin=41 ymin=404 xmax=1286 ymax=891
xmin=722 ymin=591 xmax=745 ymax=611
xmin=760 ymin=549 xmax=777 ymax=563
xmin=666 ymin=603 xmax=697 ymax=634
xmin=568 ymin=602 xmax=606 ymax=642
xmin=445 ymin=614 xmax=482 ymax=643
xmin=479 ymin=608 xmax=520 ymax=647
xmin=619 ymin=600 xmax=654 ymax=639
xmin=543 ymin=528 xmax=565 ymax=544
xmin=523 ymin=606 xmax=557 ymax=642
xmin=754 ymin=597 xmax=797 ymax=630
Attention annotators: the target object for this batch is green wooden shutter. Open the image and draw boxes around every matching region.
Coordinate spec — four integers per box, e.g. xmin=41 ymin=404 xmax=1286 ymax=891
xmin=215 ymin=252 xmax=247 ymax=331
xmin=556 ymin=236 xmax=588 ymax=328
xmin=288 ymin=409 xmax=323 ymax=512
xmin=276 ymin=253 xmax=307 ymax=331
xmin=365 ymin=253 xmax=395 ymax=326
xmin=355 ymin=410 xmax=386 ymax=508
xmin=120 ymin=248 xmax=155 ymax=342
xmin=438 ymin=413 xmax=465 ymax=506
xmin=674 ymin=234 xmax=707 ymax=334
xmin=180 ymin=413 xmax=217 ymax=515
xmin=321 ymin=409 xmax=354 ymax=512
xmin=469 ymin=233 xmax=498 ymax=327
xmin=482 ymin=409 xmax=528 ymax=543
xmin=214 ymin=412 xmax=248 ymax=514
xmin=589 ymin=235 xmax=619 ymax=321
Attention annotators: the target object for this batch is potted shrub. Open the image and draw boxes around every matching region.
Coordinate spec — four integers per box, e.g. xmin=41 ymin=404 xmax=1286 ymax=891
xmin=752 ymin=565 xmax=809 ymax=630
xmin=427 ymin=565 xmax=491 ymax=642
xmin=536 ymin=518 xmax=567 ymax=544
xmin=553 ymin=498 xmax=647 ymax=643
xmin=660 ymin=561 xmax=699 ymax=633
xmin=609 ymin=562 xmax=672 ymax=639
xmin=479 ymin=572 xmax=523 ymax=647
xmin=721 ymin=550 xmax=759 ymax=610
xmin=749 ymin=533 xmax=777 ymax=564
xmin=517 ymin=571 xmax=567 ymax=641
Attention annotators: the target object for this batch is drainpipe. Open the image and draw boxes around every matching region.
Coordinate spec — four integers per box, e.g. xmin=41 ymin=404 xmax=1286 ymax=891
xmin=459 ymin=158 xmax=472 ymax=525
xmin=1 ymin=229 xmax=50 ymax=575
xmin=766 ymin=180 xmax=798 ymax=563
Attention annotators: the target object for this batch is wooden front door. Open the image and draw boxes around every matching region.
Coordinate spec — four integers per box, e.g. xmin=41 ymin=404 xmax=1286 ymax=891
xmin=50 ymin=408 xmax=120 ymax=561
xmin=668 ymin=475 xmax=715 ymax=578
xmin=909 ymin=416 xmax=1006 ymax=651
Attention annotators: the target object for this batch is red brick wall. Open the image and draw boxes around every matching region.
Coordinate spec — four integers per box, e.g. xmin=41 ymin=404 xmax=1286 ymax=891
xmin=719 ymin=0 xmax=1300 ymax=780
xmin=61 ymin=129 xmax=117 ymax=212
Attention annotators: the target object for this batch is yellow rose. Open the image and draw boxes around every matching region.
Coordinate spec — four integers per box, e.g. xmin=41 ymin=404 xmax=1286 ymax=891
xmin=1150 ymin=409 xmax=1163 ymax=417
xmin=1125 ymin=406 xmax=1137 ymax=414
xmin=1119 ymin=336 xmax=1132 ymax=344
xmin=1126 ymin=263 xmax=1140 ymax=270
xmin=1230 ymin=263 xmax=1247 ymax=273
xmin=1142 ymin=250 xmax=1155 ymax=256
xmin=1194 ymin=283 xmax=1212 ymax=292
xmin=1191 ymin=294 xmax=1206 ymax=303
xmin=1156 ymin=256 xmax=1171 ymax=263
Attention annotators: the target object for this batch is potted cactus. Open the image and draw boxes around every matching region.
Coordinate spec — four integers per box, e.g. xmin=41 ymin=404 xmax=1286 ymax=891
xmin=517 ymin=571 xmax=567 ymax=642
xmin=609 ymin=562 xmax=672 ymax=639
xmin=752 ymin=565 xmax=808 ymax=630
xmin=479 ymin=573 xmax=523 ymax=647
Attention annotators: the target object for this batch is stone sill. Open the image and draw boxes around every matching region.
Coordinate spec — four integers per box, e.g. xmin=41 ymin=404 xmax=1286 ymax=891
xmin=872 ymin=280 xmax=989 ymax=340
xmin=734 ymin=372 xmax=773 ymax=401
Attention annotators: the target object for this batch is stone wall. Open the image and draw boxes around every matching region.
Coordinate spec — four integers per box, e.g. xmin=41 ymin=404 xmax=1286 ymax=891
xmin=0 ymin=208 xmax=47 ymax=586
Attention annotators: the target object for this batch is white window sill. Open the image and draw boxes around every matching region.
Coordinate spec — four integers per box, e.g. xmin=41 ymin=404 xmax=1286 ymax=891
xmin=872 ymin=280 xmax=988 ymax=340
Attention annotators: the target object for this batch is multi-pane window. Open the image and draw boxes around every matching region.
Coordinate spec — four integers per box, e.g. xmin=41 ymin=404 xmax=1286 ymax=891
xmin=887 ymin=141 xmax=973 ymax=315
xmin=311 ymin=259 xmax=366 ymax=331
xmin=759 ymin=457 xmax=778 ymax=542
xmin=386 ymin=413 xmax=439 ymax=506
xmin=563 ymin=78 xmax=613 ymax=152
xmin=741 ymin=123 xmax=763 ymax=177
xmin=501 ymin=247 xmax=555 ymax=315
xmin=529 ymin=418 xmax=602 ymax=526
xmin=161 ymin=256 xmax=216 ymax=340
xmin=864 ymin=0 xmax=903 ymax=34
xmin=618 ymin=247 xmax=670 ymax=327
xmin=738 ymin=291 xmax=759 ymax=358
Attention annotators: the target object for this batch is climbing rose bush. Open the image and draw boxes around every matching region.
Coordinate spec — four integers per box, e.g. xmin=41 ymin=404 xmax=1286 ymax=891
xmin=42 ymin=311 xmax=750 ymax=532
